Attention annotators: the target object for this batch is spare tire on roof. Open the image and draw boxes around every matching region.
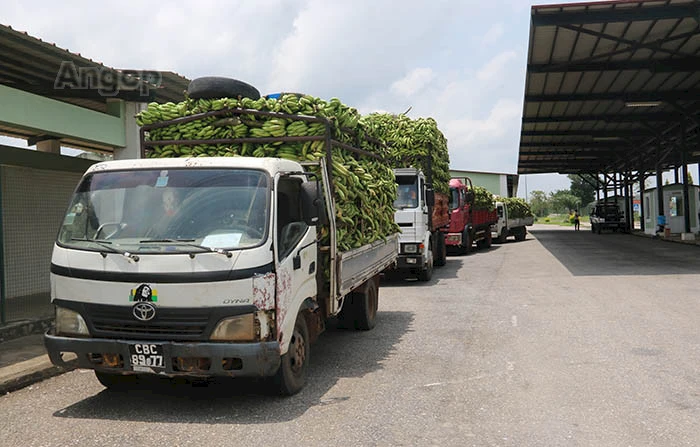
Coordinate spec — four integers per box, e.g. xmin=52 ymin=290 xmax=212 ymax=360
xmin=187 ymin=77 xmax=261 ymax=100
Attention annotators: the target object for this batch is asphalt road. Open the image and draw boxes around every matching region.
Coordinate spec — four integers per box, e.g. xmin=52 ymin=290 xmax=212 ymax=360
xmin=1 ymin=224 xmax=699 ymax=446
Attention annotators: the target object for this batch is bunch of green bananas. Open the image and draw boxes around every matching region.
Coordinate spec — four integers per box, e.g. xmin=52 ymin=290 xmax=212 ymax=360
xmin=495 ymin=196 xmax=533 ymax=218
xmin=137 ymin=93 xmax=399 ymax=251
xmin=472 ymin=186 xmax=495 ymax=211
xmin=359 ymin=113 xmax=451 ymax=195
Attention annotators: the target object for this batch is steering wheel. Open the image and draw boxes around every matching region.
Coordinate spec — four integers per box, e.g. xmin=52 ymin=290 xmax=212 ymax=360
xmin=94 ymin=222 xmax=125 ymax=240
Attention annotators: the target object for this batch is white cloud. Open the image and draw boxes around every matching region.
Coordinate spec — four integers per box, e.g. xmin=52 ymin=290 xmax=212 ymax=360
xmin=476 ymin=51 xmax=518 ymax=81
xmin=390 ymin=68 xmax=435 ymax=97
xmin=481 ymin=23 xmax=505 ymax=46
xmin=0 ymin=0 xmax=596 ymax=193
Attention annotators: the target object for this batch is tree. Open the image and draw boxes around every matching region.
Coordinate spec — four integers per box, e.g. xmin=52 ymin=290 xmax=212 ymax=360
xmin=568 ymin=174 xmax=596 ymax=209
xmin=550 ymin=189 xmax=581 ymax=214
xmin=528 ymin=190 xmax=550 ymax=217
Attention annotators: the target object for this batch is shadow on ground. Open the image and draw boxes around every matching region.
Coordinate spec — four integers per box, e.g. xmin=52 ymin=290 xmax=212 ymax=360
xmin=53 ymin=310 xmax=413 ymax=424
xmin=529 ymin=226 xmax=700 ymax=276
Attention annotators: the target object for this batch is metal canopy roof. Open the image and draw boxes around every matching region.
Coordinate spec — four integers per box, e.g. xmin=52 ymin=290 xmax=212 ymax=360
xmin=518 ymin=0 xmax=700 ymax=176
xmin=0 ymin=24 xmax=189 ymax=113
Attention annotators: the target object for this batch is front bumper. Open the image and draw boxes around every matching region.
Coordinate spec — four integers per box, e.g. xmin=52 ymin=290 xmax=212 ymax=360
xmin=396 ymin=254 xmax=425 ymax=269
xmin=44 ymin=331 xmax=281 ymax=377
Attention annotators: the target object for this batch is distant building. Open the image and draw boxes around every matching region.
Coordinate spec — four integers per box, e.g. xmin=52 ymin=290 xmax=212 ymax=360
xmin=449 ymin=169 xmax=519 ymax=198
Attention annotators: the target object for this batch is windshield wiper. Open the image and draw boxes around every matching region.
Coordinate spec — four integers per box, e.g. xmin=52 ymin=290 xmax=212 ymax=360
xmin=70 ymin=238 xmax=139 ymax=262
xmin=139 ymin=239 xmax=233 ymax=258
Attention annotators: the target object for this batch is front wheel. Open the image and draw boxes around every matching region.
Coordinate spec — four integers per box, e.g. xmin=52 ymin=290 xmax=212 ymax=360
xmin=417 ymin=254 xmax=433 ymax=282
xmin=462 ymin=229 xmax=473 ymax=255
xmin=274 ymin=312 xmax=310 ymax=395
xmin=434 ymin=233 xmax=447 ymax=267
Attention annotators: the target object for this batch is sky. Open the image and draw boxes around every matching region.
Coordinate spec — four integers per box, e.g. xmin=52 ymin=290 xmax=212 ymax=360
xmin=0 ymin=0 xmax=606 ymax=196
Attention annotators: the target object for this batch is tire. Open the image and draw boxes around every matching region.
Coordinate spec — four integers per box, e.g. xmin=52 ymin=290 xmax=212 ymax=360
xmin=515 ymin=227 xmax=526 ymax=242
xmin=596 ymin=224 xmax=601 ymax=234
xmin=341 ymin=277 xmax=379 ymax=330
xmin=187 ymin=76 xmax=261 ymax=100
xmin=498 ymin=229 xmax=508 ymax=244
xmin=274 ymin=312 xmax=310 ymax=395
xmin=462 ymin=229 xmax=472 ymax=255
xmin=94 ymin=371 xmax=139 ymax=390
xmin=590 ymin=224 xmax=595 ymax=233
xmin=484 ymin=231 xmax=492 ymax=248
xmin=434 ymin=233 xmax=447 ymax=267
xmin=417 ymin=254 xmax=433 ymax=282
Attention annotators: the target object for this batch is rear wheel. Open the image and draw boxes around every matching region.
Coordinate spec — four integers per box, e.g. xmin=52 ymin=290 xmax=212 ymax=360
xmin=515 ymin=227 xmax=527 ymax=241
xmin=340 ymin=277 xmax=379 ymax=330
xmin=274 ymin=312 xmax=309 ymax=395
xmin=498 ymin=229 xmax=508 ymax=243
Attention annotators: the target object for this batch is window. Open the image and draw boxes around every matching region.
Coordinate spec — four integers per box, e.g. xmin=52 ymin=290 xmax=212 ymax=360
xmin=277 ymin=177 xmax=308 ymax=260
xmin=669 ymin=196 xmax=683 ymax=217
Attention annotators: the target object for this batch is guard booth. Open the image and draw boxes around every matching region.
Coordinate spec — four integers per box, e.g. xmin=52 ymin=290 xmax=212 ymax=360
xmin=643 ymin=184 xmax=700 ymax=236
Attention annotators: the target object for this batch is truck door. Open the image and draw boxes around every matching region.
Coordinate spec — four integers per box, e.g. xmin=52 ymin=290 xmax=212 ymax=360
xmin=274 ymin=176 xmax=318 ymax=339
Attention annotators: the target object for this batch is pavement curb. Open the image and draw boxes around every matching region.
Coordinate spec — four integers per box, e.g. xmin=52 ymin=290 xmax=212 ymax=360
xmin=0 ymin=354 xmax=77 ymax=395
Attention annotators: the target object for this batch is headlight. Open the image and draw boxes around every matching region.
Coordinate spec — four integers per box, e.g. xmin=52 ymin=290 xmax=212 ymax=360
xmin=211 ymin=314 xmax=256 ymax=341
xmin=403 ymin=244 xmax=418 ymax=254
xmin=55 ymin=307 xmax=90 ymax=336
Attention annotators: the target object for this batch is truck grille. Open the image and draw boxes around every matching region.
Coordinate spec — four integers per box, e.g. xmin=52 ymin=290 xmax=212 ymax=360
xmin=86 ymin=304 xmax=212 ymax=341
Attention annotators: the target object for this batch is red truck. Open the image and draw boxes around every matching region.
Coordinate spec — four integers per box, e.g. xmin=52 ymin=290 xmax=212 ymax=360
xmin=443 ymin=177 xmax=498 ymax=254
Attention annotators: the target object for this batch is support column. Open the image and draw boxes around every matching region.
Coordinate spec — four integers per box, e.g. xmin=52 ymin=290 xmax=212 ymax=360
xmin=681 ymin=124 xmax=691 ymax=233
xmin=627 ymin=172 xmax=633 ymax=231
xmin=36 ymin=139 xmax=61 ymax=154
xmin=656 ymin=165 xmax=665 ymax=234
xmin=113 ymin=101 xmax=146 ymax=160
xmin=639 ymin=171 xmax=645 ymax=232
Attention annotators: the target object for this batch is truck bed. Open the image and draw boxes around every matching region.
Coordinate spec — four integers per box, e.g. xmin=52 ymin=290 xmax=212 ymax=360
xmin=472 ymin=209 xmax=498 ymax=228
xmin=508 ymin=216 xmax=534 ymax=228
xmin=431 ymin=192 xmax=450 ymax=230
xmin=337 ymin=233 xmax=399 ymax=297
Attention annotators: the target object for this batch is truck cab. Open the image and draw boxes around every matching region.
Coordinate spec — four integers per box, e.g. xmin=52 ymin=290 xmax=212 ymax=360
xmin=590 ymin=200 xmax=628 ymax=234
xmin=44 ymin=157 xmax=324 ymax=393
xmin=392 ymin=167 xmax=446 ymax=281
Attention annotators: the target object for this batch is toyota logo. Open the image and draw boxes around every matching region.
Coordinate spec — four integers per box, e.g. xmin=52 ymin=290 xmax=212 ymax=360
xmin=132 ymin=302 xmax=156 ymax=322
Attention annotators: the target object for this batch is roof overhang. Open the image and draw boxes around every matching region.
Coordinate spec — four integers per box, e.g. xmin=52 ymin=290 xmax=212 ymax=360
xmin=518 ymin=0 xmax=700 ymax=176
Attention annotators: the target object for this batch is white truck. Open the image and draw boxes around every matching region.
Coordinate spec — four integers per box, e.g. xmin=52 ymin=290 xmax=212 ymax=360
xmin=392 ymin=167 xmax=449 ymax=281
xmin=44 ymin=154 xmax=398 ymax=395
xmin=491 ymin=200 xmax=534 ymax=243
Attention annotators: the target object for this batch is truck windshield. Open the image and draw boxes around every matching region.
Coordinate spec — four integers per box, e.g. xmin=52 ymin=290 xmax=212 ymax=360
xmin=394 ymin=177 xmax=419 ymax=209
xmin=57 ymin=168 xmax=269 ymax=253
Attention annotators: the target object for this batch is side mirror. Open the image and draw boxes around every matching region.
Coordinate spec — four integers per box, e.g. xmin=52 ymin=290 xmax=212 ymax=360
xmin=425 ymin=189 xmax=435 ymax=207
xmin=300 ymin=181 xmax=328 ymax=226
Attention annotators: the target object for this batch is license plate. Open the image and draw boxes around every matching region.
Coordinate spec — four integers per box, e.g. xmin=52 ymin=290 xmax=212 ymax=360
xmin=128 ymin=343 xmax=164 ymax=370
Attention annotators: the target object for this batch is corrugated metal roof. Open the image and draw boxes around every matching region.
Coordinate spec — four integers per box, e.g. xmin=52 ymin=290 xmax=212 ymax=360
xmin=518 ymin=0 xmax=700 ymax=175
xmin=0 ymin=24 xmax=189 ymax=111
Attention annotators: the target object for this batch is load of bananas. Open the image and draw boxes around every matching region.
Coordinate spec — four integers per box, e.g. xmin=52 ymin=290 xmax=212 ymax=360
xmin=495 ymin=196 xmax=533 ymax=218
xmin=471 ymin=186 xmax=496 ymax=211
xmin=136 ymin=94 xmax=399 ymax=251
xmin=358 ymin=113 xmax=451 ymax=195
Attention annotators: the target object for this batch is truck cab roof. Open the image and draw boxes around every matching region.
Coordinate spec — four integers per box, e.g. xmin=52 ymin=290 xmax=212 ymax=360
xmin=86 ymin=156 xmax=305 ymax=175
